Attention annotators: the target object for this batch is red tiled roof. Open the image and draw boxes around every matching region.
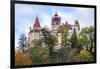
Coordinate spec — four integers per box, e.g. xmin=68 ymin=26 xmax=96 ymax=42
xmin=33 ymin=17 xmax=41 ymax=28
xmin=34 ymin=29 xmax=41 ymax=32
xmin=33 ymin=17 xmax=41 ymax=32
xmin=51 ymin=12 xmax=61 ymax=25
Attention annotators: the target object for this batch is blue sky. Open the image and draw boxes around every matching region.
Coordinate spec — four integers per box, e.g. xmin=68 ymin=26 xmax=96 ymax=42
xmin=15 ymin=4 xmax=94 ymax=48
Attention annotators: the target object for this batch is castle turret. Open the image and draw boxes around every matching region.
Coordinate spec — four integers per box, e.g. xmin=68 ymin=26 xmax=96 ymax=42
xmin=51 ymin=12 xmax=61 ymax=32
xmin=28 ymin=16 xmax=41 ymax=47
xmin=75 ymin=20 xmax=80 ymax=31
xmin=73 ymin=20 xmax=80 ymax=37
xmin=33 ymin=16 xmax=41 ymax=32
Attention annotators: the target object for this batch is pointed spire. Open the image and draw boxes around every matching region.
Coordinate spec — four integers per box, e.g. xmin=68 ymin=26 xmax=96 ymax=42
xmin=54 ymin=11 xmax=58 ymax=16
xmin=33 ymin=16 xmax=41 ymax=32
xmin=33 ymin=16 xmax=41 ymax=28
xmin=65 ymin=21 xmax=68 ymax=25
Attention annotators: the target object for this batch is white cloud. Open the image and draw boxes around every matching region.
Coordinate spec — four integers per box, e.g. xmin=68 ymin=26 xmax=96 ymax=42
xmin=75 ymin=8 xmax=94 ymax=28
xmin=57 ymin=11 xmax=76 ymax=25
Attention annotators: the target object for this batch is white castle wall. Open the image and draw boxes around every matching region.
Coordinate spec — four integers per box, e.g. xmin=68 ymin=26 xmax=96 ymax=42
xmin=58 ymin=33 xmax=62 ymax=45
xmin=28 ymin=32 xmax=41 ymax=47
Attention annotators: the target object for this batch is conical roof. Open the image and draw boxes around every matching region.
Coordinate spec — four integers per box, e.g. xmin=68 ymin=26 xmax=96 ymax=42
xmin=33 ymin=17 xmax=41 ymax=32
xmin=54 ymin=12 xmax=58 ymax=16
xmin=33 ymin=16 xmax=41 ymax=28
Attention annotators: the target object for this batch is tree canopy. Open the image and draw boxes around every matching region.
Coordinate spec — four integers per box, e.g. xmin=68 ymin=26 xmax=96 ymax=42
xmin=18 ymin=33 xmax=27 ymax=52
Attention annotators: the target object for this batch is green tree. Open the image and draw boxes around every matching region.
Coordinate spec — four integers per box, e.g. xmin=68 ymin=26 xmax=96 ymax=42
xmin=49 ymin=35 xmax=57 ymax=46
xmin=79 ymin=27 xmax=89 ymax=48
xmin=18 ymin=33 xmax=27 ymax=52
xmin=32 ymin=39 xmax=42 ymax=48
xmin=45 ymin=35 xmax=57 ymax=56
xmin=79 ymin=26 xmax=94 ymax=55
xmin=28 ymin=47 xmax=49 ymax=64
xmin=41 ymin=28 xmax=57 ymax=56
xmin=61 ymin=25 xmax=69 ymax=47
xmin=70 ymin=28 xmax=78 ymax=49
xmin=80 ymin=49 xmax=93 ymax=61
xmin=87 ymin=26 xmax=94 ymax=55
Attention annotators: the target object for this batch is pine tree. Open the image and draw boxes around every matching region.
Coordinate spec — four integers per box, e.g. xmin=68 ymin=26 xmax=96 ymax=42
xmin=18 ymin=33 xmax=27 ymax=52
xmin=70 ymin=28 xmax=78 ymax=48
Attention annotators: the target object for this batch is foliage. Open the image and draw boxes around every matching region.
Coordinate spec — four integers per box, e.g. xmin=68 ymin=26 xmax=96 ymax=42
xmin=32 ymin=39 xmax=42 ymax=48
xmin=18 ymin=33 xmax=27 ymax=52
xmin=61 ymin=25 xmax=69 ymax=47
xmin=49 ymin=35 xmax=57 ymax=46
xmin=28 ymin=47 xmax=49 ymax=64
xmin=79 ymin=26 xmax=95 ymax=54
xmin=15 ymin=50 xmax=32 ymax=66
xmin=80 ymin=49 xmax=93 ymax=61
xmin=41 ymin=28 xmax=57 ymax=56
xmin=15 ymin=26 xmax=95 ymax=65
xmin=70 ymin=28 xmax=78 ymax=48
xmin=79 ymin=27 xmax=89 ymax=48
xmin=46 ymin=35 xmax=57 ymax=56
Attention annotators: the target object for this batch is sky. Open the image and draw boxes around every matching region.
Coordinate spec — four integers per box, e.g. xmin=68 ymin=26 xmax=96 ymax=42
xmin=15 ymin=3 xmax=95 ymax=48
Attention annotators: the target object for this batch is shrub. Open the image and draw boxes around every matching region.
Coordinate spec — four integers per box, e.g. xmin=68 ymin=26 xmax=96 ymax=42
xmin=28 ymin=47 xmax=49 ymax=64
xmin=15 ymin=50 xmax=32 ymax=66
xmin=80 ymin=49 xmax=93 ymax=61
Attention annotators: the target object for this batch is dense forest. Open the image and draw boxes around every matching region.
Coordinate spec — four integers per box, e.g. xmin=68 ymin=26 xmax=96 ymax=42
xmin=15 ymin=26 xmax=95 ymax=66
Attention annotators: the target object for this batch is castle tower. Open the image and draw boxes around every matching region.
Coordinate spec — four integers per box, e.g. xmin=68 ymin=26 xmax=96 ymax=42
xmin=51 ymin=12 xmax=61 ymax=32
xmin=28 ymin=16 xmax=41 ymax=47
xmin=75 ymin=20 xmax=80 ymax=31
xmin=33 ymin=16 xmax=41 ymax=32
xmin=73 ymin=20 xmax=80 ymax=37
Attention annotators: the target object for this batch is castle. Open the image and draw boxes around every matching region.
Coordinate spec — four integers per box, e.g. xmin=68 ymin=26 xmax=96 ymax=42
xmin=28 ymin=12 xmax=80 ymax=48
